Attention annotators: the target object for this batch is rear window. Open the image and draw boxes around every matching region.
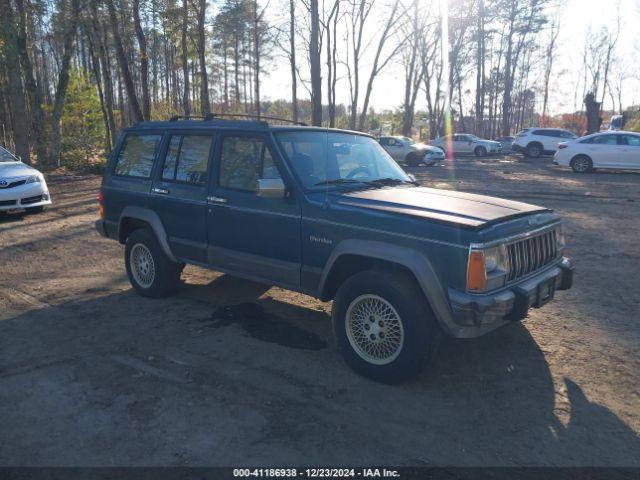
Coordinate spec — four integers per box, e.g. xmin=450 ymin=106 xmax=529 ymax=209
xmin=114 ymin=134 xmax=161 ymax=178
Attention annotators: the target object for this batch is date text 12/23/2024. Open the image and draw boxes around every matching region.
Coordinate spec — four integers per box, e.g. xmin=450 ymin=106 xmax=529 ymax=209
xmin=233 ymin=468 xmax=400 ymax=478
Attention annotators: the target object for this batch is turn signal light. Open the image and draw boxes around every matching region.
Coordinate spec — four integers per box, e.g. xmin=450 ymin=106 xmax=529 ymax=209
xmin=558 ymin=144 xmax=568 ymax=149
xmin=467 ymin=250 xmax=487 ymax=291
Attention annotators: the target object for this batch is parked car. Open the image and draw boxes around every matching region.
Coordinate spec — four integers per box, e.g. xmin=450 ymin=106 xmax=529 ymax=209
xmin=553 ymin=131 xmax=640 ymax=173
xmin=494 ymin=136 xmax=515 ymax=154
xmin=512 ymin=128 xmax=577 ymax=158
xmin=430 ymin=134 xmax=502 ymax=156
xmin=378 ymin=136 xmax=445 ymax=166
xmin=96 ymin=115 xmax=573 ymax=383
xmin=0 ymin=146 xmax=51 ymax=214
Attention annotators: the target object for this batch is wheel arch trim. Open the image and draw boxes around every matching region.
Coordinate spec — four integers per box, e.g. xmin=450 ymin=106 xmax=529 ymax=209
xmin=118 ymin=206 xmax=177 ymax=262
xmin=319 ymin=239 xmax=457 ymax=335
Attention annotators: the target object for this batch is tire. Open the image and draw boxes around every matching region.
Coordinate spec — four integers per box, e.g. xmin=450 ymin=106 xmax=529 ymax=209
xmin=124 ymin=228 xmax=182 ymax=298
xmin=24 ymin=206 xmax=44 ymax=214
xmin=332 ymin=270 xmax=436 ymax=383
xmin=474 ymin=146 xmax=487 ymax=157
xmin=570 ymin=155 xmax=593 ymax=173
xmin=526 ymin=143 xmax=542 ymax=158
xmin=405 ymin=153 xmax=421 ymax=167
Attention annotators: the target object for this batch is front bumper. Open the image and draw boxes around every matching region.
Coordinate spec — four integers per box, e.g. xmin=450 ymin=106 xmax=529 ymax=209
xmin=0 ymin=182 xmax=52 ymax=211
xmin=446 ymin=257 xmax=573 ymax=338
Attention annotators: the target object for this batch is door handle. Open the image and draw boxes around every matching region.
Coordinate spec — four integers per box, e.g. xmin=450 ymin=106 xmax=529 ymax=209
xmin=152 ymin=187 xmax=169 ymax=195
xmin=207 ymin=195 xmax=228 ymax=204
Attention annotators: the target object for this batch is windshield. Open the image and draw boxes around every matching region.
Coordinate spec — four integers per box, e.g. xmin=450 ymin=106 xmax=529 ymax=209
xmin=275 ymin=131 xmax=411 ymax=190
xmin=0 ymin=146 xmax=18 ymax=162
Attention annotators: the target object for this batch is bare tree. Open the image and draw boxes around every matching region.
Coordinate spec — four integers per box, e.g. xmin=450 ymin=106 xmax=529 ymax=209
xmin=198 ymin=0 xmax=210 ymax=114
xmin=310 ymin=0 xmax=322 ymax=125
xmin=133 ymin=0 xmax=151 ymax=120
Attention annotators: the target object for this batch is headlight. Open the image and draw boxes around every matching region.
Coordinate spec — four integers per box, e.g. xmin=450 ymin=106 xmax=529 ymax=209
xmin=25 ymin=173 xmax=44 ymax=184
xmin=556 ymin=226 xmax=566 ymax=254
xmin=467 ymin=244 xmax=510 ymax=292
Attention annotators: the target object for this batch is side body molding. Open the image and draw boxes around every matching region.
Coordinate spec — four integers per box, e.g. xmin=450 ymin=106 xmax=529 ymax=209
xmin=118 ymin=206 xmax=177 ymax=262
xmin=318 ymin=239 xmax=457 ymax=335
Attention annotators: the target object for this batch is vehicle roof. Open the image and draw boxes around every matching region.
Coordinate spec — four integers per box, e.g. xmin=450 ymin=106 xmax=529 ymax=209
xmin=124 ymin=119 xmax=373 ymax=138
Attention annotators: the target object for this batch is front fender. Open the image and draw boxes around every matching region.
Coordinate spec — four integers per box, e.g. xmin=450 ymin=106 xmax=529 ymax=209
xmin=319 ymin=239 xmax=461 ymax=336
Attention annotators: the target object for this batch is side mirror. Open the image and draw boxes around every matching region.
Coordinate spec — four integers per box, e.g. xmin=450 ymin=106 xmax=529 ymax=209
xmin=257 ymin=178 xmax=286 ymax=199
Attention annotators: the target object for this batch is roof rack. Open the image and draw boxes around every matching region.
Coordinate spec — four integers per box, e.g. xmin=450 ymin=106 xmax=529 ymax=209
xmin=168 ymin=114 xmax=215 ymax=122
xmin=167 ymin=112 xmax=306 ymax=126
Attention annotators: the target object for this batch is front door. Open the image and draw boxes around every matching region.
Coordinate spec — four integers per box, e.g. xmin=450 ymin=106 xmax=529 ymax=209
xmin=206 ymin=132 xmax=302 ymax=289
xmin=150 ymin=131 xmax=214 ymax=263
xmin=590 ymin=134 xmax=620 ymax=167
xmin=618 ymin=134 xmax=640 ymax=170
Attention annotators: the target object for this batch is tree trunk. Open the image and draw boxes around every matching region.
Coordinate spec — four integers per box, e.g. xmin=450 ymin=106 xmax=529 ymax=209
xmin=48 ymin=0 xmax=80 ymax=168
xmin=198 ymin=0 xmax=210 ymax=115
xmin=474 ymin=0 xmax=485 ymax=135
xmin=181 ymin=0 xmax=191 ymax=116
xmin=105 ymin=0 xmax=144 ymax=124
xmin=0 ymin=0 xmax=30 ymax=163
xmin=289 ymin=0 xmax=298 ymax=121
xmin=14 ymin=0 xmax=46 ymax=165
xmin=133 ymin=0 xmax=151 ymax=120
xmin=253 ymin=1 xmax=260 ymax=116
xmin=309 ymin=0 xmax=322 ymax=126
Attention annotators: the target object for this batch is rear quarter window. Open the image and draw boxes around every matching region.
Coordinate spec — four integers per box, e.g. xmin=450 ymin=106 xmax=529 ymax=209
xmin=113 ymin=134 xmax=161 ymax=178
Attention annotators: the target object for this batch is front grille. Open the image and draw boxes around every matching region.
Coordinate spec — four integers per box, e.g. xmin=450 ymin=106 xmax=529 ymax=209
xmin=506 ymin=229 xmax=559 ymax=282
xmin=0 ymin=200 xmax=17 ymax=206
xmin=0 ymin=179 xmax=26 ymax=189
xmin=21 ymin=194 xmax=43 ymax=205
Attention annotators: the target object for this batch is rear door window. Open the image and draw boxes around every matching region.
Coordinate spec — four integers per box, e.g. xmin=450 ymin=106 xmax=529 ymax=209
xmin=114 ymin=134 xmax=161 ymax=178
xmin=161 ymin=134 xmax=213 ymax=185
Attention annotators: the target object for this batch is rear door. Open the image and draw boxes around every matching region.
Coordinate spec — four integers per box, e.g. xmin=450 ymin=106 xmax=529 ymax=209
xmin=150 ymin=130 xmax=215 ymax=263
xmin=384 ymin=137 xmax=405 ymax=160
xmin=206 ymin=132 xmax=302 ymax=289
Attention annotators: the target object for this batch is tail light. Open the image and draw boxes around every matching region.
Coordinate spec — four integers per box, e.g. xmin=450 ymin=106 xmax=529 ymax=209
xmin=558 ymin=144 xmax=568 ymax=149
xmin=98 ymin=191 xmax=105 ymax=219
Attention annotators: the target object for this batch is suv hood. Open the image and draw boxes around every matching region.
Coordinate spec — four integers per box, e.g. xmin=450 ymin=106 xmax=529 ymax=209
xmin=0 ymin=161 xmax=38 ymax=179
xmin=335 ymin=186 xmax=549 ymax=230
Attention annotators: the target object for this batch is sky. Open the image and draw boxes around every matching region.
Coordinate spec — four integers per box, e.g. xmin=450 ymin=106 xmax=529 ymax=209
xmin=258 ymin=0 xmax=640 ymax=117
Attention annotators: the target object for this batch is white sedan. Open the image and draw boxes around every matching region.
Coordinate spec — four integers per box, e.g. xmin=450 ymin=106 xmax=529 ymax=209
xmin=553 ymin=131 xmax=640 ymax=173
xmin=0 ymin=146 xmax=51 ymax=213
xmin=430 ymin=134 xmax=502 ymax=157
xmin=378 ymin=136 xmax=445 ymax=166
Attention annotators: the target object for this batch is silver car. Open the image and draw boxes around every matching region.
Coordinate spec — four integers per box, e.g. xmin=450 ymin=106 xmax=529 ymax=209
xmin=378 ymin=136 xmax=445 ymax=166
xmin=430 ymin=134 xmax=502 ymax=157
xmin=0 ymin=146 xmax=51 ymax=213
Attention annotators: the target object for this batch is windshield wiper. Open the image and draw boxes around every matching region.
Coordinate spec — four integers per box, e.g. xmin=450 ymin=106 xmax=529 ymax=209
xmin=369 ymin=177 xmax=419 ymax=186
xmin=313 ymin=178 xmax=371 ymax=187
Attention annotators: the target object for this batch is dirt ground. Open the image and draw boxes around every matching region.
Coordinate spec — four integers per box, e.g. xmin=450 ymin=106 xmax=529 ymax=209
xmin=0 ymin=155 xmax=639 ymax=467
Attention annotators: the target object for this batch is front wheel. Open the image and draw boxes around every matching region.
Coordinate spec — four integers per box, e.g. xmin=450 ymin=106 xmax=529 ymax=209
xmin=570 ymin=155 xmax=593 ymax=173
xmin=125 ymin=228 xmax=182 ymax=298
xmin=474 ymin=146 xmax=487 ymax=157
xmin=24 ymin=206 xmax=44 ymax=214
xmin=332 ymin=271 xmax=436 ymax=383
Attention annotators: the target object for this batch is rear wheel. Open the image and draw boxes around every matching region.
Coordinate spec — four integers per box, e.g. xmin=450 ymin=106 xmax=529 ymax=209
xmin=570 ymin=155 xmax=593 ymax=173
xmin=332 ymin=270 xmax=436 ymax=383
xmin=125 ymin=228 xmax=181 ymax=298
xmin=474 ymin=146 xmax=487 ymax=157
xmin=526 ymin=143 xmax=542 ymax=158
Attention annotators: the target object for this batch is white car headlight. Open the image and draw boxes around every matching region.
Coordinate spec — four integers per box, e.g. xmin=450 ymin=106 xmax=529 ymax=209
xmin=25 ymin=173 xmax=44 ymax=184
